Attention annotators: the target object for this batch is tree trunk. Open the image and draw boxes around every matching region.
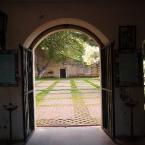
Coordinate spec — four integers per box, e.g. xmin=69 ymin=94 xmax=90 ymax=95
xmin=36 ymin=62 xmax=49 ymax=78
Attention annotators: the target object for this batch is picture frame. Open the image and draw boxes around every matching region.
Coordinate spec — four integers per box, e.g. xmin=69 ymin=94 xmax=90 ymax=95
xmin=119 ymin=25 xmax=136 ymax=51
xmin=117 ymin=51 xmax=143 ymax=87
xmin=0 ymin=50 xmax=18 ymax=86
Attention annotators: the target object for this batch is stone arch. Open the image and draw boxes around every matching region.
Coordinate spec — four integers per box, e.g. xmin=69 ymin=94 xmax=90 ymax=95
xmin=22 ymin=18 xmax=114 ymax=136
xmin=23 ymin=18 xmax=110 ymax=49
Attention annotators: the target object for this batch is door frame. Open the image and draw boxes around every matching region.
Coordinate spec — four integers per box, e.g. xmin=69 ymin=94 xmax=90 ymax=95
xmin=20 ymin=45 xmax=35 ymax=141
xmin=60 ymin=68 xmax=67 ymax=78
xmin=21 ymin=23 xmax=116 ymax=140
xmin=100 ymin=42 xmax=115 ymax=138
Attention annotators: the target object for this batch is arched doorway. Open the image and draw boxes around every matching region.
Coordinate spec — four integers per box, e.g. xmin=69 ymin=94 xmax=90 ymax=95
xmin=34 ymin=29 xmax=101 ymax=128
xmin=21 ymin=18 xmax=115 ymax=141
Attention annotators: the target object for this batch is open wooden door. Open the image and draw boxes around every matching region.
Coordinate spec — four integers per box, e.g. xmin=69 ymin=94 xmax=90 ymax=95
xmin=100 ymin=42 xmax=115 ymax=138
xmin=20 ymin=45 xmax=34 ymax=141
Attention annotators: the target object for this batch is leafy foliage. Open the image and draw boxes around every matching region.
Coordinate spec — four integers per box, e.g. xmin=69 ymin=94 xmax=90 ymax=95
xmin=38 ymin=30 xmax=97 ymax=63
xmin=35 ymin=30 xmax=100 ymax=77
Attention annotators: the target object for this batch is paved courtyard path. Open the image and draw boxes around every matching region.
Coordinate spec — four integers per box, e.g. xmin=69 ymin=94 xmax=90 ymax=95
xmin=35 ymin=78 xmax=101 ymax=127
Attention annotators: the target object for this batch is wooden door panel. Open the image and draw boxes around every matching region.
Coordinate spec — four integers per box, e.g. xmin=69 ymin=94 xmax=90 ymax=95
xmin=101 ymin=42 xmax=115 ymax=138
xmin=20 ymin=46 xmax=34 ymax=141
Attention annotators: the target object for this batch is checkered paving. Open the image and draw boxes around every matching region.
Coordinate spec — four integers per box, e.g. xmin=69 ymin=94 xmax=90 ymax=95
xmin=36 ymin=79 xmax=101 ymax=127
xmin=37 ymin=118 xmax=99 ymax=127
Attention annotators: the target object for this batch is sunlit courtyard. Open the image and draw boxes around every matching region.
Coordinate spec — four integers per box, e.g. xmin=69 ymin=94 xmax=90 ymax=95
xmin=35 ymin=77 xmax=101 ymax=127
xmin=35 ymin=30 xmax=101 ymax=127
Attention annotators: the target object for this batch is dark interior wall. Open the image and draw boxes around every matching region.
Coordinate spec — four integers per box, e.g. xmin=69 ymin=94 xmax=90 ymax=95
xmin=0 ymin=0 xmax=145 ymax=140
xmin=0 ymin=1 xmax=145 ymax=49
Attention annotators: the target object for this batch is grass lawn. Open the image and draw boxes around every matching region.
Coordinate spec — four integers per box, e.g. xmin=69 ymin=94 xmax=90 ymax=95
xmin=83 ymin=78 xmax=100 ymax=90
xmin=35 ymin=77 xmax=101 ymax=105
xmin=70 ymin=79 xmax=83 ymax=104
xmin=36 ymin=80 xmax=59 ymax=106
xmin=70 ymin=79 xmax=80 ymax=94
xmin=35 ymin=76 xmax=100 ymax=81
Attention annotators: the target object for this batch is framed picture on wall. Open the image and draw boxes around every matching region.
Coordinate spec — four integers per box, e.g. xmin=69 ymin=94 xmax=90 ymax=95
xmin=118 ymin=51 xmax=143 ymax=86
xmin=119 ymin=25 xmax=136 ymax=51
xmin=0 ymin=50 xmax=18 ymax=86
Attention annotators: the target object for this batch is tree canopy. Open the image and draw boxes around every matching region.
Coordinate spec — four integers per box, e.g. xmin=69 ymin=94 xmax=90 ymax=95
xmin=38 ymin=30 xmax=98 ymax=63
xmin=36 ymin=30 xmax=100 ymax=77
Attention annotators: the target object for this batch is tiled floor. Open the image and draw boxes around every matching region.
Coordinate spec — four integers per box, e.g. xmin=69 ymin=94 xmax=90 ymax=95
xmin=1 ymin=127 xmax=145 ymax=145
xmin=24 ymin=127 xmax=145 ymax=145
xmin=35 ymin=79 xmax=101 ymax=127
xmin=28 ymin=127 xmax=117 ymax=145
xmin=35 ymin=80 xmax=55 ymax=95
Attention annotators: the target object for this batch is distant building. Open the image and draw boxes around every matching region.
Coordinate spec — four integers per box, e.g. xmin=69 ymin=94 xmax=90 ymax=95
xmin=35 ymin=48 xmax=100 ymax=78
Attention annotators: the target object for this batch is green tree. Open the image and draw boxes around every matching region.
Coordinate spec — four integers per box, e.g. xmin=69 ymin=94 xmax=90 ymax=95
xmin=35 ymin=30 xmax=99 ymax=77
xmin=38 ymin=31 xmax=88 ymax=62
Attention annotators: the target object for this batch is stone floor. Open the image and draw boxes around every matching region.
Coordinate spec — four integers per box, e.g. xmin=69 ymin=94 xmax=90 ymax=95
xmin=35 ymin=78 xmax=101 ymax=127
xmin=1 ymin=127 xmax=145 ymax=145
xmin=35 ymin=80 xmax=55 ymax=95
xmin=26 ymin=127 xmax=117 ymax=145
